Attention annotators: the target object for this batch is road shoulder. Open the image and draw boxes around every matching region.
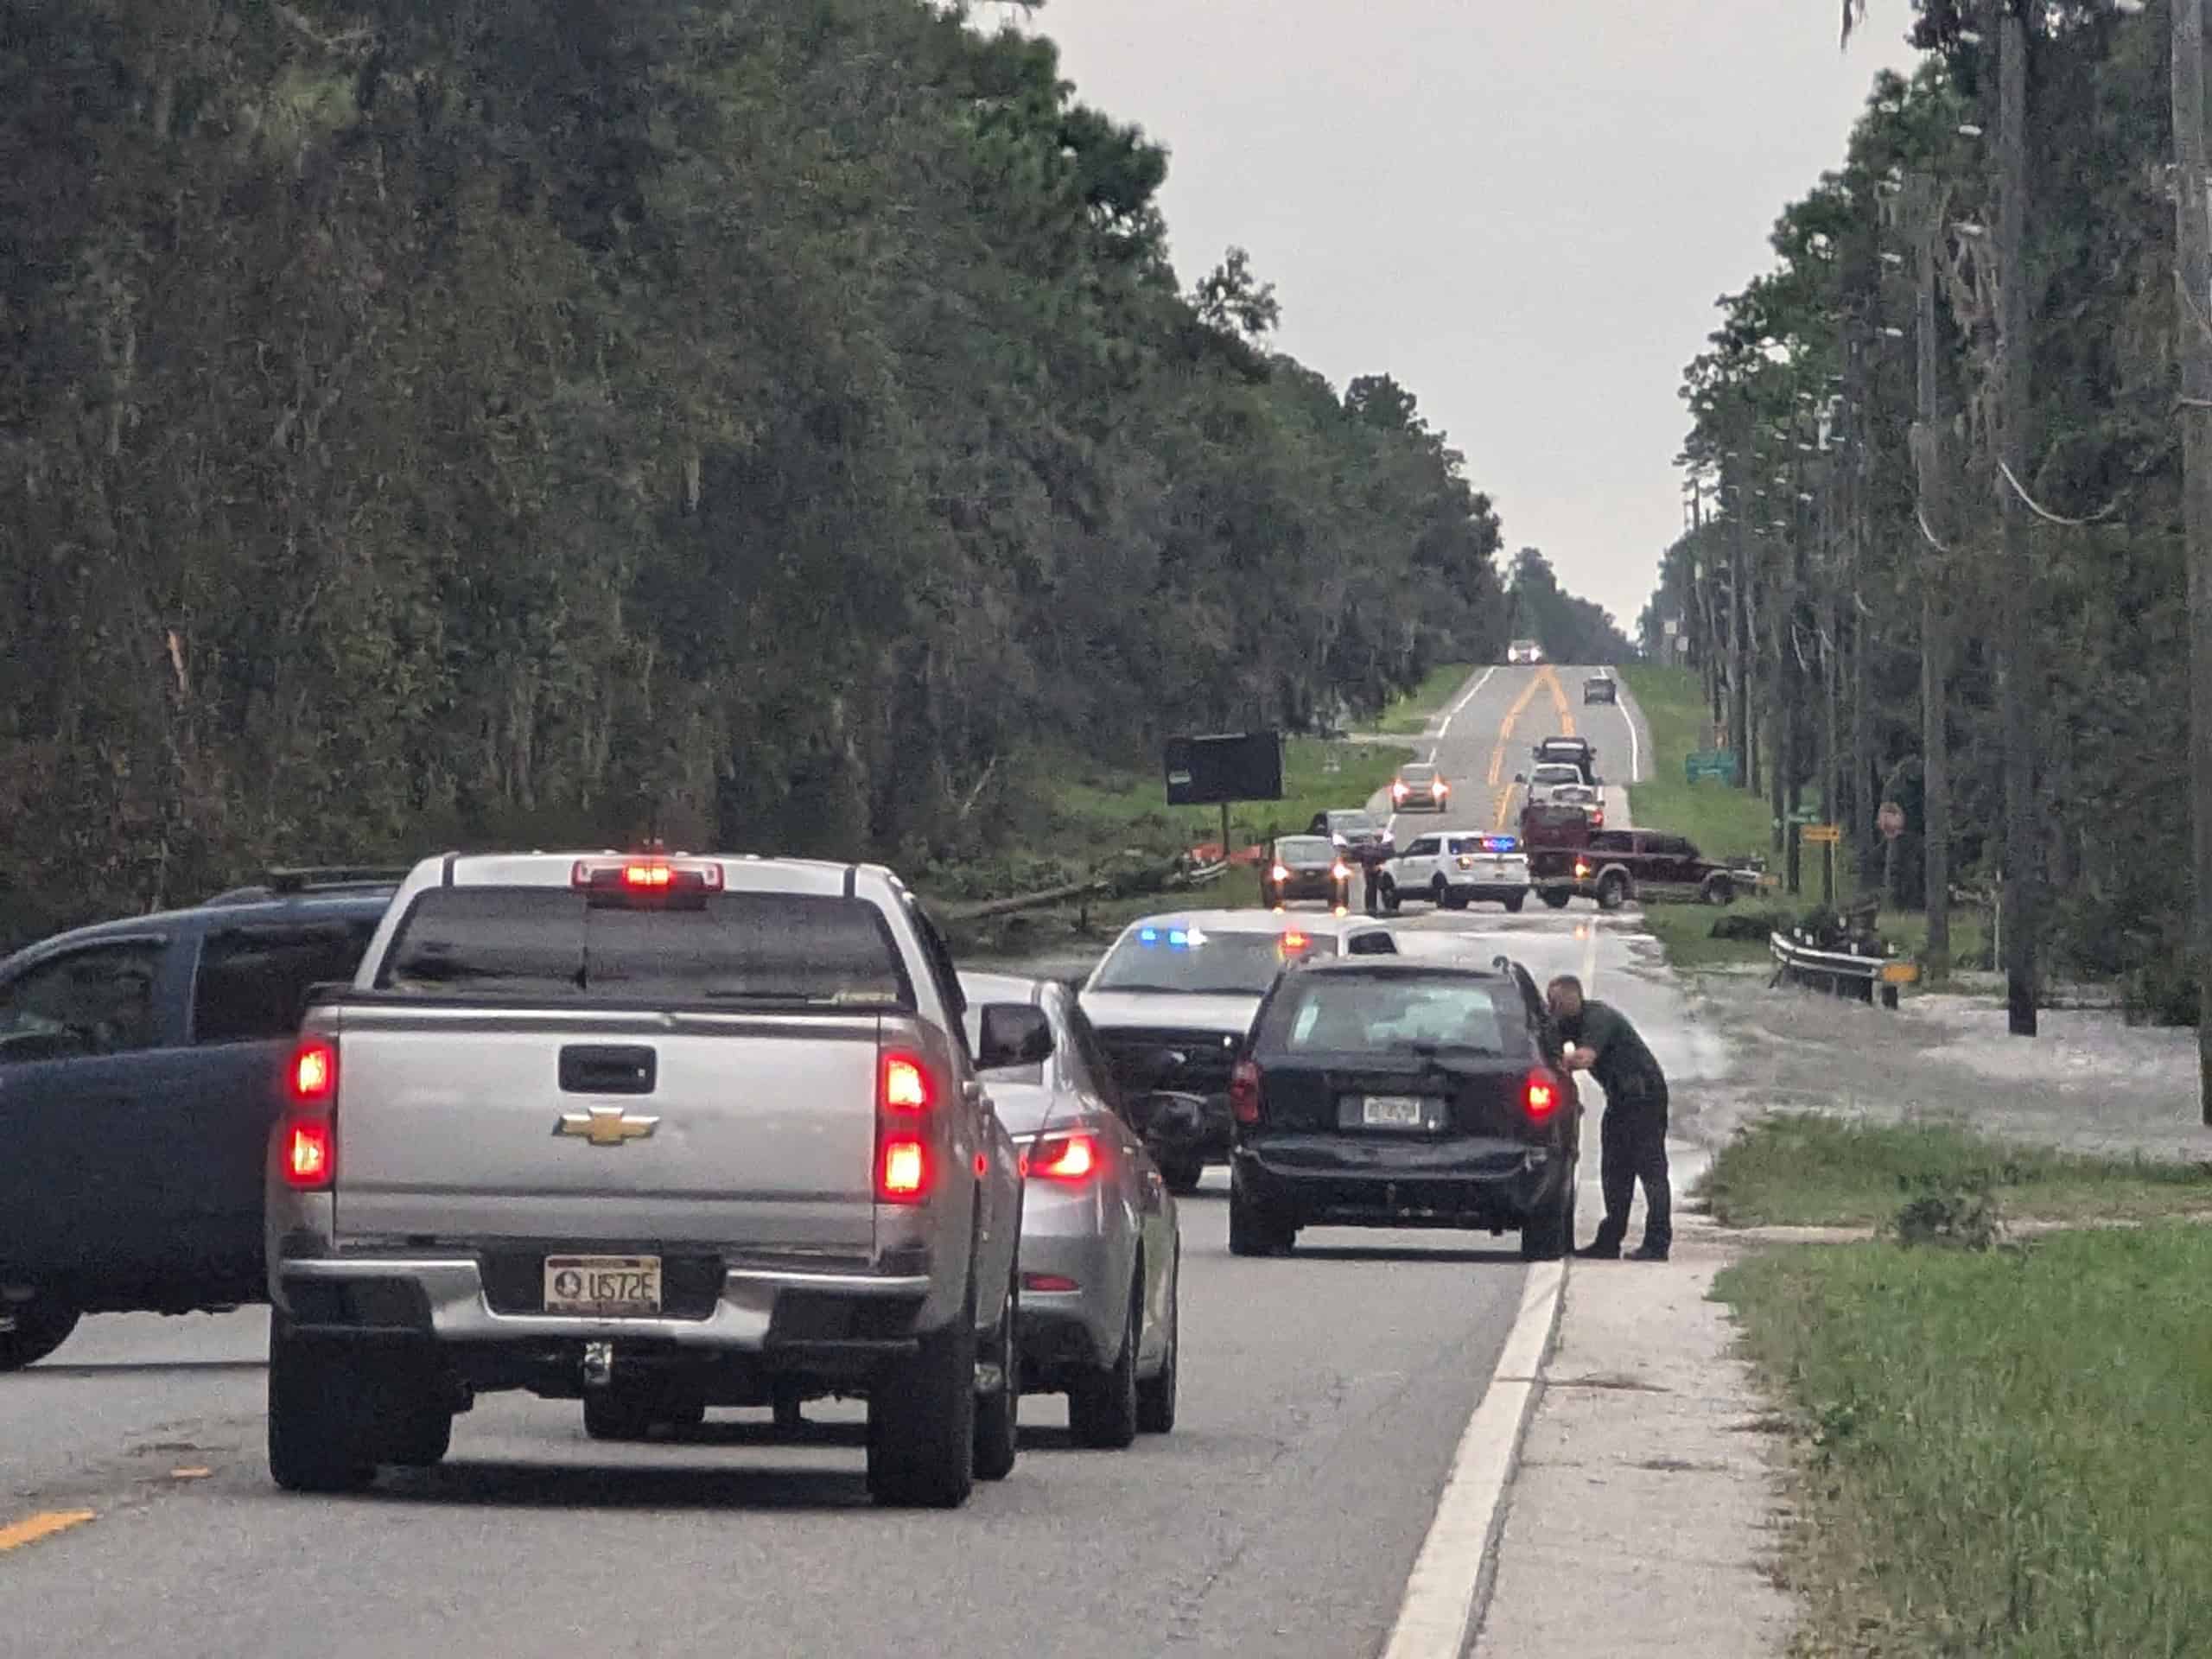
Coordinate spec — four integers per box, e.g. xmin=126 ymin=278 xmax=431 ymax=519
xmin=1471 ymin=1212 xmax=1794 ymax=1658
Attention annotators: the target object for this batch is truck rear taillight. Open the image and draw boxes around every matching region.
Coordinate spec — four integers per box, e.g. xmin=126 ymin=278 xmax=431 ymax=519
xmin=290 ymin=1038 xmax=335 ymax=1103
xmin=1523 ymin=1071 xmax=1560 ymax=1122
xmin=285 ymin=1121 xmax=334 ymax=1189
xmin=1229 ymin=1059 xmax=1263 ymax=1126
xmin=283 ymin=1037 xmax=337 ymax=1190
xmin=875 ymin=1049 xmax=936 ymax=1204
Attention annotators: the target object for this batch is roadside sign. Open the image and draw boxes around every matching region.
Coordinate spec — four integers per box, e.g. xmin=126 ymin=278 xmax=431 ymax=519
xmin=1877 ymin=801 xmax=1905 ymax=840
xmin=1802 ymin=823 xmax=1841 ymax=843
xmin=1685 ymin=750 xmax=1738 ymax=785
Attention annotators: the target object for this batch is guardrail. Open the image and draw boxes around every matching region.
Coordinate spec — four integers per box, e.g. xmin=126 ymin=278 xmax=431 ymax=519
xmin=1769 ymin=929 xmax=1920 ymax=1009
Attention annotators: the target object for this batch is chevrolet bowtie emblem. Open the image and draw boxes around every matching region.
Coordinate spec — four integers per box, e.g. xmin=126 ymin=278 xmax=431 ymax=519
xmin=554 ymin=1105 xmax=661 ymax=1147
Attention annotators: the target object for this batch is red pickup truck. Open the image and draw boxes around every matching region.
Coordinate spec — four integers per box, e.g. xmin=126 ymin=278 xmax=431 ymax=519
xmin=1522 ymin=823 xmax=1766 ymax=912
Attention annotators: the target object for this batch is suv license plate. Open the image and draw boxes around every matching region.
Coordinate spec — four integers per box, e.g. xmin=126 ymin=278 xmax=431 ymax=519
xmin=544 ymin=1255 xmax=662 ymax=1315
xmin=1357 ymin=1095 xmax=1427 ymax=1128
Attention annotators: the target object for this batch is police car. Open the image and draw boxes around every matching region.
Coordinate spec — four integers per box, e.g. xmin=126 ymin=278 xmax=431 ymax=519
xmin=1375 ymin=831 xmax=1532 ymax=913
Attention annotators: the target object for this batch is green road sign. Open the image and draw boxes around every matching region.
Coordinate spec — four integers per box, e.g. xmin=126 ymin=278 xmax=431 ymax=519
xmin=1686 ymin=750 xmax=1739 ymax=785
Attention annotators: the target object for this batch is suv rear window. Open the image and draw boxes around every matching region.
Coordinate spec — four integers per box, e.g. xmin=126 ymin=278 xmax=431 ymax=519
xmin=376 ymin=889 xmax=913 ymax=1007
xmin=1257 ymin=974 xmax=1530 ymax=1058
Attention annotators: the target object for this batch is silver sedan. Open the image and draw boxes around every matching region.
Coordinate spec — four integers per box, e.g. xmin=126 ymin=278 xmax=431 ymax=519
xmin=962 ymin=971 xmax=1180 ymax=1447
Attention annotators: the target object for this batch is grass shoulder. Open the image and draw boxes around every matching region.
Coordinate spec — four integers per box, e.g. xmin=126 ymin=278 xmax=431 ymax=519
xmin=1697 ymin=1114 xmax=2212 ymax=1230
xmin=1719 ymin=1224 xmax=2212 ymax=1656
xmin=1374 ymin=663 xmax=1476 ymax=734
xmin=1618 ymin=664 xmax=1767 ymax=861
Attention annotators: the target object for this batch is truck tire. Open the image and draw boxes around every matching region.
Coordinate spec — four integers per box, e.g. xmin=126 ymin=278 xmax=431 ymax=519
xmin=389 ymin=1399 xmax=454 ymax=1468
xmin=1505 ymin=891 xmax=1527 ymax=913
xmin=1539 ymin=888 xmax=1572 ymax=911
xmin=1521 ymin=1173 xmax=1576 ymax=1262
xmin=0 ymin=1291 xmax=79 ymax=1372
xmin=1160 ymin=1152 xmax=1205 ymax=1195
xmin=1137 ymin=1245 xmax=1179 ymax=1434
xmin=1068 ymin=1272 xmax=1141 ymax=1450
xmin=972 ymin=1262 xmax=1020 ymax=1482
xmin=1597 ymin=872 xmax=1630 ymax=911
xmin=266 ymin=1314 xmax=378 ymax=1493
xmin=1700 ymin=874 xmax=1736 ymax=906
xmin=867 ymin=1294 xmax=977 ymax=1508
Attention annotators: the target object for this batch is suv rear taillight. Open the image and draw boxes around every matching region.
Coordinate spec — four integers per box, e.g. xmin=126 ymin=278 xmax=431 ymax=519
xmin=874 ymin=1049 xmax=935 ymax=1204
xmin=282 ymin=1037 xmax=337 ymax=1191
xmin=1522 ymin=1070 xmax=1560 ymax=1123
xmin=1229 ymin=1059 xmax=1263 ymax=1126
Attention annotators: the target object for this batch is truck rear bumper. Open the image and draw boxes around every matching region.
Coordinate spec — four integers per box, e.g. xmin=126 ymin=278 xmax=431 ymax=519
xmin=276 ymin=1256 xmax=941 ymax=1353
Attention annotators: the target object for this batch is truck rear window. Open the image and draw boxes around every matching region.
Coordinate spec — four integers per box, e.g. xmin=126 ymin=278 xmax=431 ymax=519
xmin=375 ymin=889 xmax=913 ymax=1007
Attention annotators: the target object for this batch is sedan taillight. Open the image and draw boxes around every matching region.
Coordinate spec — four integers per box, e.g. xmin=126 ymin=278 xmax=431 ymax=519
xmin=1027 ymin=1131 xmax=1101 ymax=1183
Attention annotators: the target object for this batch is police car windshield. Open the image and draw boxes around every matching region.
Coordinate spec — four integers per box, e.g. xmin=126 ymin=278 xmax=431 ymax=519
xmin=1090 ymin=926 xmax=1331 ymax=994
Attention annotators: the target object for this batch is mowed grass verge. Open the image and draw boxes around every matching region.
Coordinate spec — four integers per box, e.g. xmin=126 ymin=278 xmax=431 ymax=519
xmin=1698 ymin=1115 xmax=2212 ymax=1230
xmin=1374 ymin=662 xmax=1477 ymax=734
xmin=1720 ymin=1228 xmax=2212 ymax=1657
xmin=1619 ymin=664 xmax=1767 ymax=860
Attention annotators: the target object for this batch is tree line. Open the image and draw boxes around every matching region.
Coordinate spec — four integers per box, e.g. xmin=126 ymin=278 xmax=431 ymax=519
xmin=1649 ymin=0 xmax=2201 ymax=1020
xmin=0 ymin=0 xmax=1523 ymax=950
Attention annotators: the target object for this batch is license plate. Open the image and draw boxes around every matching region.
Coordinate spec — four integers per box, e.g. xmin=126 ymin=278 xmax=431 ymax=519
xmin=543 ymin=1255 xmax=661 ymax=1315
xmin=1357 ymin=1095 xmax=1427 ymax=1128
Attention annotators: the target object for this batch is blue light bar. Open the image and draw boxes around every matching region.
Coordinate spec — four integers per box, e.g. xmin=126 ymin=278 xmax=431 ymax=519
xmin=1167 ymin=929 xmax=1188 ymax=946
xmin=1139 ymin=927 xmax=1159 ymax=944
xmin=1483 ymin=836 xmax=1519 ymax=853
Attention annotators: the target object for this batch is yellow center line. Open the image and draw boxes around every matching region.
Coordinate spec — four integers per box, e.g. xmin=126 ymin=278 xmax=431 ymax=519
xmin=0 ymin=1510 xmax=96 ymax=1554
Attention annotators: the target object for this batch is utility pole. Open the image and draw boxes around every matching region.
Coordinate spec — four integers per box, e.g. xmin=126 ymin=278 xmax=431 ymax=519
xmin=1910 ymin=172 xmax=1954 ymax=984
xmin=1732 ymin=459 xmax=1752 ymax=792
xmin=1782 ymin=421 xmax=1805 ymax=896
xmin=1995 ymin=0 xmax=2037 ymax=1035
xmin=2173 ymin=0 xmax=2212 ymax=1121
xmin=1846 ymin=329 xmax=1874 ymax=887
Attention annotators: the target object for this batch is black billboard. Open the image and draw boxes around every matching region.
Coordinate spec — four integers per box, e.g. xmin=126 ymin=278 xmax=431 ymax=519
xmin=1163 ymin=731 xmax=1283 ymax=805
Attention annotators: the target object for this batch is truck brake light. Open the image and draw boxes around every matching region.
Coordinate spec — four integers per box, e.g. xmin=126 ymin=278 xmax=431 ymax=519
xmin=290 ymin=1038 xmax=335 ymax=1103
xmin=285 ymin=1121 xmax=334 ymax=1189
xmin=875 ymin=1049 xmax=936 ymax=1204
xmin=571 ymin=857 xmax=724 ymax=894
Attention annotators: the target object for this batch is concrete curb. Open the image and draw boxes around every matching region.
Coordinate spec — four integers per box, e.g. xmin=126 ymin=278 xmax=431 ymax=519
xmin=1378 ymin=1258 xmax=1567 ymax=1659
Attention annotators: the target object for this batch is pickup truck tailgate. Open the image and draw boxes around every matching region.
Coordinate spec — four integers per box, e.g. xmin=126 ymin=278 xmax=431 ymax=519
xmin=329 ymin=1007 xmax=880 ymax=1249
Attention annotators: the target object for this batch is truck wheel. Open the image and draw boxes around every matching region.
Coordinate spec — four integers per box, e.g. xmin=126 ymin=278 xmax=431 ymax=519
xmin=1539 ymin=888 xmax=1572 ymax=911
xmin=1701 ymin=875 xmax=1736 ymax=906
xmin=867 ymin=1292 xmax=977 ymax=1508
xmin=1504 ymin=892 xmax=1527 ymax=913
xmin=389 ymin=1399 xmax=454 ymax=1468
xmin=266 ymin=1313 xmax=378 ymax=1493
xmin=0 ymin=1290 xmax=79 ymax=1372
xmin=973 ymin=1262 xmax=1020 ymax=1482
xmin=1068 ymin=1272 xmax=1141 ymax=1450
xmin=1136 ymin=1243 xmax=1179 ymax=1434
xmin=1521 ymin=1173 xmax=1576 ymax=1262
xmin=583 ymin=1393 xmax=660 ymax=1442
xmin=1597 ymin=872 xmax=1629 ymax=911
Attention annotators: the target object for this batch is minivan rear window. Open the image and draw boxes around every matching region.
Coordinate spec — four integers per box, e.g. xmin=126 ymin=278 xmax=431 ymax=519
xmin=376 ymin=889 xmax=913 ymax=1007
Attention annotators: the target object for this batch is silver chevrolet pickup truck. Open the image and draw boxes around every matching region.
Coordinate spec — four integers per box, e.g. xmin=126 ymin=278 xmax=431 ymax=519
xmin=263 ymin=850 xmax=1025 ymax=1507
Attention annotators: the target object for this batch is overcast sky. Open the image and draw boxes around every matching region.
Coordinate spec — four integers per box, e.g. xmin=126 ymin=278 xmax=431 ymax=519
xmin=996 ymin=1 xmax=1918 ymax=633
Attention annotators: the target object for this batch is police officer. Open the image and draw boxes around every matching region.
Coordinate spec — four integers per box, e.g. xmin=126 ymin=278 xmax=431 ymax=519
xmin=1545 ymin=974 xmax=1670 ymax=1261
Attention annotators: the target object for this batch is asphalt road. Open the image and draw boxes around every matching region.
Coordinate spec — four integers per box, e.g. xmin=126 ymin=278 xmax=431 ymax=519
xmin=0 ymin=665 xmax=1714 ymax=1659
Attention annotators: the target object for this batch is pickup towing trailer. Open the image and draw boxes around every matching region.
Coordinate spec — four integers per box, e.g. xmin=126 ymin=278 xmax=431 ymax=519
xmin=264 ymin=851 xmax=1025 ymax=1507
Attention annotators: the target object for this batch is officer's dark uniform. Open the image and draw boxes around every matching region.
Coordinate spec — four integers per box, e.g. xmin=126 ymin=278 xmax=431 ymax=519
xmin=1557 ymin=999 xmax=1670 ymax=1258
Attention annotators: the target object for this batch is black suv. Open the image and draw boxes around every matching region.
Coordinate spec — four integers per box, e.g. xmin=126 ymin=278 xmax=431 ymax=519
xmin=0 ymin=868 xmax=404 ymax=1370
xmin=1224 ymin=956 xmax=1581 ymax=1261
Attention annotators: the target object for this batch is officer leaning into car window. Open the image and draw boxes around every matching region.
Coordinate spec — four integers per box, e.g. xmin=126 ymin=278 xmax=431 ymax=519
xmin=1545 ymin=975 xmax=1670 ymax=1262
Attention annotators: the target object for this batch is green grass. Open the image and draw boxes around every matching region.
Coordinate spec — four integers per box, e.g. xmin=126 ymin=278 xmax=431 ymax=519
xmin=1619 ymin=664 xmax=1769 ymax=861
xmin=1374 ymin=663 xmax=1476 ymax=734
xmin=1636 ymin=900 xmax=1791 ymax=969
xmin=1698 ymin=1115 xmax=2212 ymax=1230
xmin=1720 ymin=1227 xmax=2212 ymax=1657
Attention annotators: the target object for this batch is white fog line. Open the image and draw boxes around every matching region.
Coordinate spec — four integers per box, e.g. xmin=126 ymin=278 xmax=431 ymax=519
xmin=1378 ymin=1259 xmax=1565 ymax=1659
xmin=1431 ymin=664 xmax=1498 ymax=747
